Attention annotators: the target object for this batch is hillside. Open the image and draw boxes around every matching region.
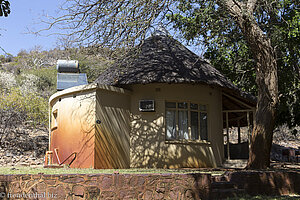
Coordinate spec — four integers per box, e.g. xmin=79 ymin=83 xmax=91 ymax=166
xmin=0 ymin=46 xmax=116 ymax=166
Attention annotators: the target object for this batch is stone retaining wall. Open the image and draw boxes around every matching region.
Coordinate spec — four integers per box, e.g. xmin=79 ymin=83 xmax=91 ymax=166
xmin=0 ymin=173 xmax=211 ymax=199
xmin=0 ymin=171 xmax=298 ymax=199
xmin=228 ymin=171 xmax=300 ymax=195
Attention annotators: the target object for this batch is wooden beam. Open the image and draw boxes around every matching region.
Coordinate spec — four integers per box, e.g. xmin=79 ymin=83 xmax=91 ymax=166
xmin=223 ymin=93 xmax=253 ymax=109
xmin=227 ymin=114 xmax=247 ymax=122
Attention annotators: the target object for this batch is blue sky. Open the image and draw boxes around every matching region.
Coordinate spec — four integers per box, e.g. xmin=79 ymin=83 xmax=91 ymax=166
xmin=0 ymin=1 xmax=205 ymax=57
xmin=0 ymin=0 xmax=62 ymax=56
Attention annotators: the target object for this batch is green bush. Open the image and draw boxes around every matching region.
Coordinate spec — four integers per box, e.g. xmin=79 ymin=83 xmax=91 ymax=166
xmin=24 ymin=67 xmax=57 ymax=98
xmin=0 ymin=88 xmax=48 ymax=127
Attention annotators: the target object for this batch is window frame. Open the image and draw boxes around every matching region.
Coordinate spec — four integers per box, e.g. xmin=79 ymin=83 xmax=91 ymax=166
xmin=164 ymin=100 xmax=210 ymax=144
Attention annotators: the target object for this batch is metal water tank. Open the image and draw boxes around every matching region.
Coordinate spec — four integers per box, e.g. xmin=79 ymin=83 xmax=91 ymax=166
xmin=57 ymin=60 xmax=79 ymax=73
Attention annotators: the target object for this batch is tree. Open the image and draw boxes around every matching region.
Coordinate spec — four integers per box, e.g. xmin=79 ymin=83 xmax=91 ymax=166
xmin=41 ymin=0 xmax=172 ymax=48
xmin=44 ymin=0 xmax=298 ymax=169
xmin=198 ymin=1 xmax=299 ymax=129
xmin=198 ymin=0 xmax=277 ymax=169
xmin=0 ymin=0 xmax=10 ymax=17
xmin=168 ymin=0 xmax=298 ymax=168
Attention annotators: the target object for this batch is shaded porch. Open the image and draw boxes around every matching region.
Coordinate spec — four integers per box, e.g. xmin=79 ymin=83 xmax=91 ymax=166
xmin=222 ymin=92 xmax=256 ymax=162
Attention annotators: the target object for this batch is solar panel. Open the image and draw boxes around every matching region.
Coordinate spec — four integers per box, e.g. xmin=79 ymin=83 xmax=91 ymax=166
xmin=57 ymin=73 xmax=88 ymax=91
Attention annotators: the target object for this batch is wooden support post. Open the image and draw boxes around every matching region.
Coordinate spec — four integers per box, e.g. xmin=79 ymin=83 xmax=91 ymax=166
xmin=247 ymin=111 xmax=250 ymax=145
xmin=237 ymin=120 xmax=241 ymax=144
xmin=226 ymin=112 xmax=230 ymax=160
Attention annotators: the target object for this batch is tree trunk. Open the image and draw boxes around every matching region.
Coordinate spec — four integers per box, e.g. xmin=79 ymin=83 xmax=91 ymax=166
xmin=219 ymin=0 xmax=278 ymax=169
xmin=240 ymin=18 xmax=278 ymax=169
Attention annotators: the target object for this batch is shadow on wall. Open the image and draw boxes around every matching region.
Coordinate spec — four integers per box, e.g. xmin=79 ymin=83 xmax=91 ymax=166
xmin=94 ymin=91 xmax=131 ymax=169
xmin=130 ymin=113 xmax=217 ymax=168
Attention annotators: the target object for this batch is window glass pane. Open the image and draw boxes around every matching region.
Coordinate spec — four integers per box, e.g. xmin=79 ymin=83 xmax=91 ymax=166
xmin=191 ymin=111 xmax=199 ymax=140
xmin=200 ymin=112 xmax=208 ymax=140
xmin=166 ymin=102 xmax=176 ymax=108
xmin=178 ymin=102 xmax=188 ymax=109
xmin=199 ymin=105 xmax=207 ymax=111
xmin=190 ymin=103 xmax=198 ymax=110
xmin=166 ymin=110 xmax=176 ymax=140
xmin=178 ymin=110 xmax=189 ymax=139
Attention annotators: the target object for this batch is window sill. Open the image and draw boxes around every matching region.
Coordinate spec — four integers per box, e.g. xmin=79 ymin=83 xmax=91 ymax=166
xmin=164 ymin=140 xmax=211 ymax=145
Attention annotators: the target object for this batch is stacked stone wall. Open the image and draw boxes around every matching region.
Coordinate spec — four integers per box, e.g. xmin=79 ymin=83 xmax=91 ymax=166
xmin=0 ymin=173 xmax=211 ymax=199
xmin=0 ymin=171 xmax=298 ymax=199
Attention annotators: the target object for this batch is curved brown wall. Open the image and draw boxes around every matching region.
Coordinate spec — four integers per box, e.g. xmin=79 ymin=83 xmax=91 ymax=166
xmin=50 ymin=90 xmax=96 ymax=168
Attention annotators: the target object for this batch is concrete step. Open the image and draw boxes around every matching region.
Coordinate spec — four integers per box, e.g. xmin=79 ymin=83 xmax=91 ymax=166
xmin=222 ymin=159 xmax=247 ymax=169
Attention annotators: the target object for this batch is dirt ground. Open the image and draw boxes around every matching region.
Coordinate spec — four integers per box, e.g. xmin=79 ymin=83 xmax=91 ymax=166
xmin=0 ymin=124 xmax=299 ymax=169
xmin=226 ymin=125 xmax=300 ymax=166
xmin=0 ymin=125 xmax=48 ymax=167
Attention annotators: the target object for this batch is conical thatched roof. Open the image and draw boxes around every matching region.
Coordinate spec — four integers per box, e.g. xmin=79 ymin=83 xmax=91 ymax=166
xmin=95 ymin=35 xmax=256 ymax=105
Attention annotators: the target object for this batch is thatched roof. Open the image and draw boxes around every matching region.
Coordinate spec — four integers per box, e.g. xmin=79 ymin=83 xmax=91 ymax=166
xmin=95 ymin=35 xmax=256 ymax=106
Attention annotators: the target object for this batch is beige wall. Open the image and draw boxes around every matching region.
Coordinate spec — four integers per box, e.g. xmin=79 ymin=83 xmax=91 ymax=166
xmin=95 ymin=88 xmax=131 ymax=168
xmin=129 ymin=83 xmax=224 ymax=168
xmin=49 ymin=83 xmax=224 ymax=169
xmin=50 ymin=89 xmax=96 ymax=168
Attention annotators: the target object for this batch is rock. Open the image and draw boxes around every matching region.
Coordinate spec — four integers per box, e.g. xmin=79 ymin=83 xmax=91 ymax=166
xmin=20 ymin=163 xmax=29 ymax=166
xmin=5 ymin=152 xmax=14 ymax=157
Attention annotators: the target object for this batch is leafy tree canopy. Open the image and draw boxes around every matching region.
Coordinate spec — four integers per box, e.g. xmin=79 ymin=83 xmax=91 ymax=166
xmin=0 ymin=0 xmax=10 ymax=17
xmin=168 ymin=0 xmax=299 ymax=128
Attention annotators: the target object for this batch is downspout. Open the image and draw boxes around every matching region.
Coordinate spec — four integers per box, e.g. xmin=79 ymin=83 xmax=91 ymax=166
xmin=48 ymin=103 xmax=51 ymax=150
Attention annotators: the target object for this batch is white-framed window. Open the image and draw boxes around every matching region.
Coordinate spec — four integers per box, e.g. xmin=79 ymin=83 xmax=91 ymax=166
xmin=165 ymin=101 xmax=208 ymax=141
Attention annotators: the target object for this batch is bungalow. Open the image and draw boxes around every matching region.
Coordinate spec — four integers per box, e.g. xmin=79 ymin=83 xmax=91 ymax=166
xmin=46 ymin=34 xmax=256 ymax=169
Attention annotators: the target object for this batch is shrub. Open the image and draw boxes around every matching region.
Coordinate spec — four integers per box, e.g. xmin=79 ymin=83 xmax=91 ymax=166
xmin=0 ymin=88 xmax=48 ymax=146
xmin=0 ymin=71 xmax=17 ymax=91
xmin=26 ymin=67 xmax=57 ymax=98
xmin=17 ymin=73 xmax=39 ymax=94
